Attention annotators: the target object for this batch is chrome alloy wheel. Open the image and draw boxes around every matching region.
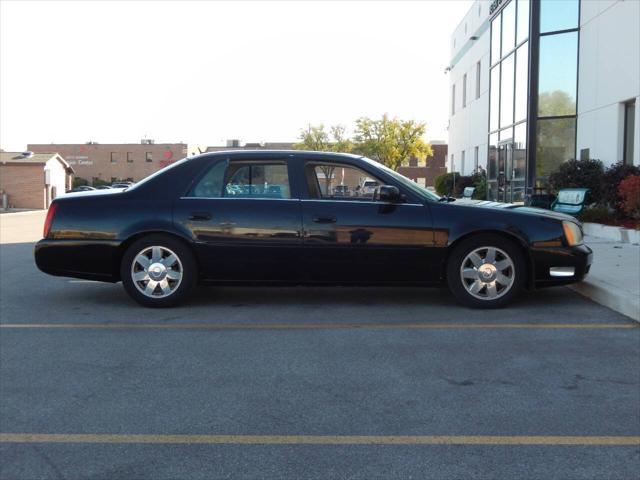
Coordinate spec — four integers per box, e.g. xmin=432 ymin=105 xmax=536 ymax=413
xmin=459 ymin=246 xmax=515 ymax=300
xmin=130 ymin=246 xmax=183 ymax=298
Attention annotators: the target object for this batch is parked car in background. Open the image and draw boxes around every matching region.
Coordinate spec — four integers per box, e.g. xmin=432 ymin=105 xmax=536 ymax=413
xmin=36 ymin=151 xmax=592 ymax=308
xmin=111 ymin=182 xmax=134 ymax=189
xmin=332 ymin=185 xmax=351 ymax=197
xmin=96 ymin=185 xmax=112 ymax=190
xmin=359 ymin=179 xmax=380 ymax=197
xmin=67 ymin=186 xmax=96 ymax=193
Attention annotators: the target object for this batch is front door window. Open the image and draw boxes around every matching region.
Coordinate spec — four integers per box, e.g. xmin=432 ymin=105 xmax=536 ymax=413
xmin=307 ymin=163 xmax=383 ymax=201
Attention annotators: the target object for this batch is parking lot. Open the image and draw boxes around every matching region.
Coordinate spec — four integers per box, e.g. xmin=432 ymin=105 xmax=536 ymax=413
xmin=1 ymin=211 xmax=639 ymax=479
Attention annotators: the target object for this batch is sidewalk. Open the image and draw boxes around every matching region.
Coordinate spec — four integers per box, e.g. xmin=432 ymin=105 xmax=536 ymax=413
xmin=568 ymin=235 xmax=640 ymax=322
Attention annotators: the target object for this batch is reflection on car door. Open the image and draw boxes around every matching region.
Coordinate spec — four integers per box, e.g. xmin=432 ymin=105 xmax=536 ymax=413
xmin=173 ymin=159 xmax=303 ymax=282
xmin=300 ymin=161 xmax=435 ymax=283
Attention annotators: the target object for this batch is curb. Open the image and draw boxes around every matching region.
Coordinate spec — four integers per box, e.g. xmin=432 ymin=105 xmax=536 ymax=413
xmin=568 ymin=280 xmax=640 ymax=323
xmin=583 ymin=223 xmax=640 ymax=244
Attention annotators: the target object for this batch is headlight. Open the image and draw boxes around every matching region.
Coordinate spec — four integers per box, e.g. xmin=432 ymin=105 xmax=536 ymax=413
xmin=562 ymin=221 xmax=583 ymax=246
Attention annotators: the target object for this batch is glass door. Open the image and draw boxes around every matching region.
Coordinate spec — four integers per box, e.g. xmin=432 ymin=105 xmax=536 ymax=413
xmin=496 ymin=140 xmax=512 ymax=203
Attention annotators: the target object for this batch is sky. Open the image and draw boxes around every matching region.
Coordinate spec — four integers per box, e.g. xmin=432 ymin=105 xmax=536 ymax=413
xmin=0 ymin=0 xmax=473 ymax=151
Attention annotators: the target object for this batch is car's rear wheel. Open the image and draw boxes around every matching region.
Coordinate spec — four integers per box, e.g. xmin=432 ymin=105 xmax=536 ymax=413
xmin=121 ymin=234 xmax=196 ymax=307
xmin=446 ymin=234 xmax=525 ymax=308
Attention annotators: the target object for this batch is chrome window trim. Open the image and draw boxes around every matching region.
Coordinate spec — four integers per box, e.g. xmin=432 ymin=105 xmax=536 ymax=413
xmin=179 ymin=197 xmax=299 ymax=201
xmin=301 ymin=199 xmax=425 ymax=207
xmin=178 ymin=197 xmax=425 ymax=207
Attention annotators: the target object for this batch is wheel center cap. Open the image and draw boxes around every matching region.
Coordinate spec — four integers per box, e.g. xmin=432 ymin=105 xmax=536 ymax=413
xmin=478 ymin=263 xmax=497 ymax=282
xmin=148 ymin=262 xmax=166 ymax=280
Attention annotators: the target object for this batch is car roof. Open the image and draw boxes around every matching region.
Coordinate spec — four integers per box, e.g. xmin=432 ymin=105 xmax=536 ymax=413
xmin=196 ymin=150 xmax=365 ymax=162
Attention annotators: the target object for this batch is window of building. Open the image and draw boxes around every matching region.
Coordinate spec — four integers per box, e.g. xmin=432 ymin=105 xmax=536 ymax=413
xmin=513 ymin=122 xmax=527 ymax=180
xmin=110 ymin=152 xmax=117 ymax=163
xmin=461 ymin=150 xmax=466 ymax=174
xmin=145 ymin=152 xmax=153 ymax=162
xmin=462 ymin=74 xmax=467 ymax=108
xmin=474 ymin=146 xmax=479 ymax=171
xmin=580 ymin=148 xmax=590 ymax=161
xmin=500 ymin=53 xmax=514 ymax=129
xmin=127 ymin=152 xmax=133 ymax=163
xmin=491 ymin=14 xmax=501 ymax=65
xmin=476 ymin=61 xmax=481 ymax=99
xmin=451 ymin=84 xmax=456 ymax=115
xmin=624 ymin=100 xmax=636 ymax=165
xmin=501 ymin=0 xmax=516 ymax=55
xmin=450 ymin=154 xmax=455 ymax=171
xmin=308 ymin=164 xmax=383 ymax=201
xmin=536 ymin=117 xmax=576 ymax=182
xmin=514 ymin=42 xmax=529 ymax=122
xmin=478 ymin=3 xmax=481 ymax=17
xmin=533 ymin=0 xmax=579 ymax=191
xmin=540 ymin=0 xmax=579 ymax=34
xmin=490 ymin=66 xmax=500 ymax=132
xmin=538 ymin=32 xmax=578 ymax=117
xmin=516 ymin=0 xmax=530 ymax=44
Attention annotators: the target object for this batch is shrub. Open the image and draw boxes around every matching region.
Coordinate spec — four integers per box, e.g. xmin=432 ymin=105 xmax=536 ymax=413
xmin=91 ymin=177 xmax=111 ymax=187
xmin=72 ymin=177 xmax=89 ymax=188
xmin=579 ymin=205 xmax=610 ymax=224
xmin=434 ymin=172 xmax=459 ymax=197
xmin=547 ymin=158 xmax=604 ymax=201
xmin=618 ymin=175 xmax=640 ymax=219
xmin=435 ymin=170 xmax=487 ymax=199
xmin=471 ymin=167 xmax=487 ymax=200
xmin=602 ymin=162 xmax=640 ymax=213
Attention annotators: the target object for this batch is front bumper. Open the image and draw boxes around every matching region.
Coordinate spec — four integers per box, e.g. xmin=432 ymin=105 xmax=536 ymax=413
xmin=533 ymin=243 xmax=593 ymax=288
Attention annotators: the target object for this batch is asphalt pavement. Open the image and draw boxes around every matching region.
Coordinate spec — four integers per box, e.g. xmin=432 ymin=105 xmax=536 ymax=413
xmin=0 ymin=212 xmax=639 ymax=479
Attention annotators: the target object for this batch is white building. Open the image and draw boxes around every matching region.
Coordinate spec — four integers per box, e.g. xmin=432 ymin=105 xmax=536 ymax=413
xmin=448 ymin=0 xmax=639 ymax=202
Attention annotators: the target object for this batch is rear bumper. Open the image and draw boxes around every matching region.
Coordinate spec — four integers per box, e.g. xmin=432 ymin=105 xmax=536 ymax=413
xmin=34 ymin=239 xmax=121 ymax=282
xmin=533 ymin=243 xmax=593 ymax=288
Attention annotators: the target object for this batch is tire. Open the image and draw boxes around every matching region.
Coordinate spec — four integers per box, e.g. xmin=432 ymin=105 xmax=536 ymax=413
xmin=446 ymin=234 xmax=526 ymax=308
xmin=120 ymin=234 xmax=197 ymax=308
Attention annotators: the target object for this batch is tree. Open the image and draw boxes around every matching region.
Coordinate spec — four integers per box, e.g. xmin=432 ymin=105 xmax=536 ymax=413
xmin=353 ymin=114 xmax=432 ymax=171
xmin=294 ymin=124 xmax=354 ymax=193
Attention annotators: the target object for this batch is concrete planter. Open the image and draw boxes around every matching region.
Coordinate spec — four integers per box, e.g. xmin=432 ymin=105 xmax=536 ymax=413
xmin=583 ymin=222 xmax=640 ymax=245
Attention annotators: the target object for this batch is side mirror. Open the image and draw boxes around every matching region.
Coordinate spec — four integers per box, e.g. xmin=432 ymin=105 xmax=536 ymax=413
xmin=375 ymin=185 xmax=401 ymax=203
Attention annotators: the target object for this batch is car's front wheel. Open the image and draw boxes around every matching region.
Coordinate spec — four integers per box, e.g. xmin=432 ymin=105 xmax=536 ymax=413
xmin=121 ymin=234 xmax=197 ymax=307
xmin=446 ymin=234 xmax=525 ymax=308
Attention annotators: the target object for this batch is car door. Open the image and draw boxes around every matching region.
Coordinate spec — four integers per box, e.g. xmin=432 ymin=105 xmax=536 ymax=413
xmin=299 ymin=159 xmax=435 ymax=283
xmin=173 ymin=157 xmax=303 ymax=282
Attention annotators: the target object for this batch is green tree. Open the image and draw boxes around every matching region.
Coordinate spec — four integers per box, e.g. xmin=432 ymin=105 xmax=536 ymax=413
xmin=353 ymin=114 xmax=432 ymax=171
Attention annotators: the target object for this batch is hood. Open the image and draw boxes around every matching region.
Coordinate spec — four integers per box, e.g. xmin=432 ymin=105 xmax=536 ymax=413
xmin=454 ymin=199 xmax=580 ymax=223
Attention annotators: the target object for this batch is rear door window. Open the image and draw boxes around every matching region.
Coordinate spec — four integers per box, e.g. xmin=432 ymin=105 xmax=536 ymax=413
xmin=188 ymin=161 xmax=291 ymax=199
xmin=223 ymin=164 xmax=291 ymax=199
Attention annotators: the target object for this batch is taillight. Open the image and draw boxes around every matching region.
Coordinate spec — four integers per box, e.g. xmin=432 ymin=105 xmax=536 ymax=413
xmin=43 ymin=203 xmax=58 ymax=238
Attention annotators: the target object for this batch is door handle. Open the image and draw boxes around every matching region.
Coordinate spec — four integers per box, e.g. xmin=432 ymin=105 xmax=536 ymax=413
xmin=189 ymin=212 xmax=212 ymax=221
xmin=312 ymin=215 xmax=337 ymax=224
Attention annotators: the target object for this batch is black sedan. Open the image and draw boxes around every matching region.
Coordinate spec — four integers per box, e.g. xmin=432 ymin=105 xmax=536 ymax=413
xmin=35 ymin=151 xmax=592 ymax=308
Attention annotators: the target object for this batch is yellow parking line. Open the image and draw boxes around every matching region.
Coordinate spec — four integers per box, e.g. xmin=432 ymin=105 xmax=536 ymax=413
xmin=0 ymin=323 xmax=636 ymax=330
xmin=1 ymin=433 xmax=638 ymax=446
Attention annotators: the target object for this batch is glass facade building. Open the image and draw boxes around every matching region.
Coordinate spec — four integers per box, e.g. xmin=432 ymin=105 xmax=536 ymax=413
xmin=487 ymin=0 xmax=580 ymax=202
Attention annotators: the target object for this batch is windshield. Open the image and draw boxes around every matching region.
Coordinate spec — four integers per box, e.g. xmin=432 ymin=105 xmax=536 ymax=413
xmin=361 ymin=157 xmax=440 ymax=202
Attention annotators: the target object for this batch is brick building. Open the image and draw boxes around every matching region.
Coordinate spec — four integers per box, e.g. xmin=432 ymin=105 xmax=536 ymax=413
xmin=0 ymin=152 xmax=74 ymax=209
xmin=397 ymin=142 xmax=448 ymax=187
xmin=204 ymin=140 xmax=295 ymax=153
xmin=27 ymin=141 xmax=188 ymax=184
